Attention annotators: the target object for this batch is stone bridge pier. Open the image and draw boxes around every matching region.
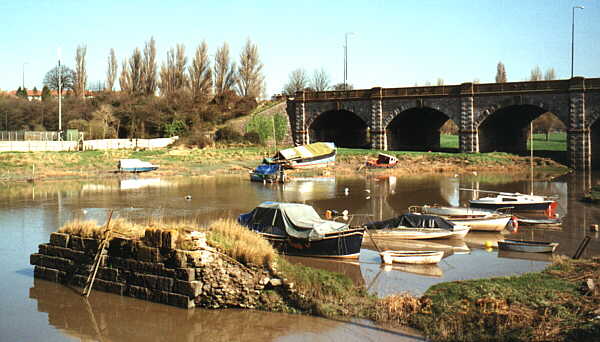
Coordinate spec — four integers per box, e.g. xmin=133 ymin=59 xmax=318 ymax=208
xmin=287 ymin=77 xmax=600 ymax=170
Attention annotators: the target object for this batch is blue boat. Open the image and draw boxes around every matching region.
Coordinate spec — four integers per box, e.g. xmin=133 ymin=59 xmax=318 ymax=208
xmin=238 ymin=202 xmax=364 ymax=258
xmin=250 ymin=163 xmax=283 ymax=183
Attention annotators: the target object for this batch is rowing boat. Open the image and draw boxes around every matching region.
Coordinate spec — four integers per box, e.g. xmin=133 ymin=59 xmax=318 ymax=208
xmin=379 ymin=250 xmax=444 ymax=265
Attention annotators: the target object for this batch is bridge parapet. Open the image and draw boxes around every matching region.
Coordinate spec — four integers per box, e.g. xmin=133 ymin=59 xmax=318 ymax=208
xmin=297 ymin=78 xmax=600 ymax=102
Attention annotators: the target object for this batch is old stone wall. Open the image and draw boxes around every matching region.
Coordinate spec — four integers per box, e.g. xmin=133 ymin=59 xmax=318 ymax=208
xmin=30 ymin=231 xmax=290 ymax=309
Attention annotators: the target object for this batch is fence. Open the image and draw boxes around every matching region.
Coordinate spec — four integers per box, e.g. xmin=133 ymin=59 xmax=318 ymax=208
xmin=0 ymin=131 xmax=61 ymax=141
xmin=0 ymin=137 xmax=178 ymax=152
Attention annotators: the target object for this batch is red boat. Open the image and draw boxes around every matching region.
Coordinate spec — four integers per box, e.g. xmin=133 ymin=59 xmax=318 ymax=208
xmin=366 ymin=153 xmax=398 ymax=168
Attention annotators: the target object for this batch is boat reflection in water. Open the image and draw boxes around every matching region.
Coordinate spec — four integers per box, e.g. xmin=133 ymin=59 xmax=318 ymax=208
xmin=285 ymin=255 xmax=365 ymax=287
xmin=381 ymin=263 xmax=444 ymax=278
xmin=464 ymin=232 xmax=506 ymax=249
xmin=497 ymin=249 xmax=556 ymax=262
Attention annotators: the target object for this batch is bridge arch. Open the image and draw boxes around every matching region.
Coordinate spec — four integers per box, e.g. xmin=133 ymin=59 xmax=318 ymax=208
xmin=385 ymin=107 xmax=454 ymax=151
xmin=477 ymin=104 xmax=563 ymax=154
xmin=308 ymin=110 xmax=370 ymax=148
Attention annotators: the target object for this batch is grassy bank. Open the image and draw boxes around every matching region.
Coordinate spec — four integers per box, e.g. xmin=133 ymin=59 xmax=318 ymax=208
xmin=0 ymin=144 xmax=569 ymax=183
xmin=57 ymin=218 xmax=599 ymax=341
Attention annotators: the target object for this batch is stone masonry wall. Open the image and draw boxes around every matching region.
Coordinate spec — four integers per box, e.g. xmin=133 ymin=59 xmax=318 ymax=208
xmin=30 ymin=231 xmax=290 ymax=309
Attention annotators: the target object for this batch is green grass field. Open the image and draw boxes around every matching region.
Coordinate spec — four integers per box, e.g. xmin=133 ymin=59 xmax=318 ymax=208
xmin=441 ymin=132 xmax=567 ymax=151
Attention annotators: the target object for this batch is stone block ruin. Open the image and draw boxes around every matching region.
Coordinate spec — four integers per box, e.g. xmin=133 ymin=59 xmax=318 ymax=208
xmin=30 ymin=228 xmax=286 ymax=309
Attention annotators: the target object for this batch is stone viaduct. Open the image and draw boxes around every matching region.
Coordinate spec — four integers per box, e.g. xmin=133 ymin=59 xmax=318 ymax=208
xmin=286 ymin=77 xmax=600 ymax=169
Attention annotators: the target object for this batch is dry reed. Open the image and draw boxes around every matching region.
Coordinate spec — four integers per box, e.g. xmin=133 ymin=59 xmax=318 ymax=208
xmin=207 ymin=218 xmax=276 ymax=267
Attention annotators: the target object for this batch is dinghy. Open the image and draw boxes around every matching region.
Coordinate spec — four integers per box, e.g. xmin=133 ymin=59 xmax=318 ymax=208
xmin=497 ymin=239 xmax=558 ymax=253
xmin=379 ymin=250 xmax=444 ymax=265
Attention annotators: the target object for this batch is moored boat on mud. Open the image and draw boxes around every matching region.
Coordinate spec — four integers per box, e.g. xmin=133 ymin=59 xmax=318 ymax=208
xmin=238 ymin=201 xmax=364 ymax=258
xmin=366 ymin=153 xmax=398 ymax=168
xmin=117 ymin=159 xmax=159 ymax=173
xmin=266 ymin=142 xmax=336 ymax=169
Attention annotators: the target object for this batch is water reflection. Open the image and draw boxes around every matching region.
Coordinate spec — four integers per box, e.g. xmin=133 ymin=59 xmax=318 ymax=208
xmin=28 ymin=279 xmax=421 ymax=342
xmin=2 ymin=171 xmax=600 ymax=341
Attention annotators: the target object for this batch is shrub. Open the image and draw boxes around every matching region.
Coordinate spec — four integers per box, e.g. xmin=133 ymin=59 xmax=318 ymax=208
xmin=215 ymin=126 xmax=243 ymax=142
xmin=244 ymin=131 xmax=261 ymax=144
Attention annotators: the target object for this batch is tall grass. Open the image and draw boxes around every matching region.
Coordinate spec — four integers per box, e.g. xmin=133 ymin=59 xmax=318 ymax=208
xmin=207 ymin=218 xmax=276 ymax=268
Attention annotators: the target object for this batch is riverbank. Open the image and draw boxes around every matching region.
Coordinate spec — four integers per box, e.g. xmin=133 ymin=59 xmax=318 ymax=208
xmin=32 ymin=218 xmax=599 ymax=342
xmin=0 ymin=145 xmax=570 ymax=183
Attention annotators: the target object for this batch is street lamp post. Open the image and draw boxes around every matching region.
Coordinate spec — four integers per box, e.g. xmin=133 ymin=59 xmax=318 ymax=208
xmin=57 ymin=49 xmax=62 ymax=139
xmin=344 ymin=32 xmax=354 ymax=91
xmin=22 ymin=62 xmax=28 ymax=90
xmin=571 ymin=6 xmax=584 ymax=78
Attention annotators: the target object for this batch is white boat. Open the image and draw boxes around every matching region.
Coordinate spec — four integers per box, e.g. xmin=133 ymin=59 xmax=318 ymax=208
xmin=463 ymin=189 xmax=557 ymax=214
xmin=379 ymin=250 xmax=444 ymax=265
xmin=365 ymin=213 xmax=470 ymax=240
xmin=117 ymin=159 xmax=159 ymax=173
xmin=410 ymin=205 xmax=515 ymax=232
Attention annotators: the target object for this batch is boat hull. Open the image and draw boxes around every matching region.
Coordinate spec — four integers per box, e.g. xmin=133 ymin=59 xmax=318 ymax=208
xmin=498 ymin=239 xmax=558 ymax=253
xmin=469 ymin=200 xmax=554 ymax=212
xmin=119 ymin=166 xmax=159 ymax=173
xmin=380 ymin=250 xmax=444 ymax=264
xmin=258 ymin=229 xmax=364 ymax=259
xmin=447 ymin=216 xmax=512 ymax=232
xmin=286 ymin=154 xmax=336 ymax=169
xmin=370 ymin=226 xmax=469 ymax=240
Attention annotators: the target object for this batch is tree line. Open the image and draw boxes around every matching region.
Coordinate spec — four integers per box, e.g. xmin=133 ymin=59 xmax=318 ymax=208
xmin=0 ymin=37 xmax=269 ymax=144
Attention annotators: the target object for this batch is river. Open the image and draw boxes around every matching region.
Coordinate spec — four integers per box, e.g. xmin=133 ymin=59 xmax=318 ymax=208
xmin=1 ymin=171 xmax=599 ymax=341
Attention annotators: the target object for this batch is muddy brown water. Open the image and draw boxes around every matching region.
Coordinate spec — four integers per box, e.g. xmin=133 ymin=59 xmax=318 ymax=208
xmin=1 ymin=171 xmax=599 ymax=341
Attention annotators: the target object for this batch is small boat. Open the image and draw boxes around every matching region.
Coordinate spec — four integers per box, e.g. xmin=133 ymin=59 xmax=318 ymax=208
xmin=366 ymin=153 xmax=398 ymax=168
xmin=409 ymin=205 xmax=516 ymax=232
xmin=365 ymin=213 xmax=470 ymax=240
xmin=467 ymin=191 xmax=558 ymax=215
xmin=497 ymin=239 xmax=558 ymax=253
xmin=249 ymin=163 xmax=284 ymax=183
xmin=379 ymin=250 xmax=444 ymax=265
xmin=266 ymin=142 xmax=336 ymax=169
xmin=517 ymin=217 xmax=562 ymax=228
xmin=117 ymin=159 xmax=159 ymax=173
xmin=238 ymin=202 xmax=364 ymax=258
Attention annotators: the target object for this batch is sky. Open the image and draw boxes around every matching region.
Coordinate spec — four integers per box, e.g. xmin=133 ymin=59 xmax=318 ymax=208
xmin=1 ymin=0 xmax=599 ymax=97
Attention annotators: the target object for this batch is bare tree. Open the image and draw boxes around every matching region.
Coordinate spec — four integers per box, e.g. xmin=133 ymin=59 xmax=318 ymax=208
xmin=236 ymin=38 xmax=264 ymax=98
xmin=119 ymin=59 xmax=130 ymax=93
xmin=283 ymin=68 xmax=309 ymax=95
xmin=436 ymin=78 xmax=444 ymax=86
xmin=530 ymin=66 xmax=542 ymax=81
xmin=142 ymin=37 xmax=158 ymax=95
xmin=189 ymin=41 xmax=212 ymax=101
xmin=159 ymin=44 xmax=188 ymax=96
xmin=128 ymin=48 xmax=144 ymax=95
xmin=214 ymin=42 xmax=237 ymax=97
xmin=544 ymin=67 xmax=556 ymax=81
xmin=495 ymin=61 xmax=507 ymax=83
xmin=310 ymin=68 xmax=330 ymax=91
xmin=106 ymin=48 xmax=118 ymax=91
xmin=43 ymin=66 xmax=75 ymax=91
xmin=74 ymin=44 xmax=87 ymax=97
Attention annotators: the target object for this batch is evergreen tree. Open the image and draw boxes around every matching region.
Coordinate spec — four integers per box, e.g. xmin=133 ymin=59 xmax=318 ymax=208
xmin=41 ymin=86 xmax=51 ymax=101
